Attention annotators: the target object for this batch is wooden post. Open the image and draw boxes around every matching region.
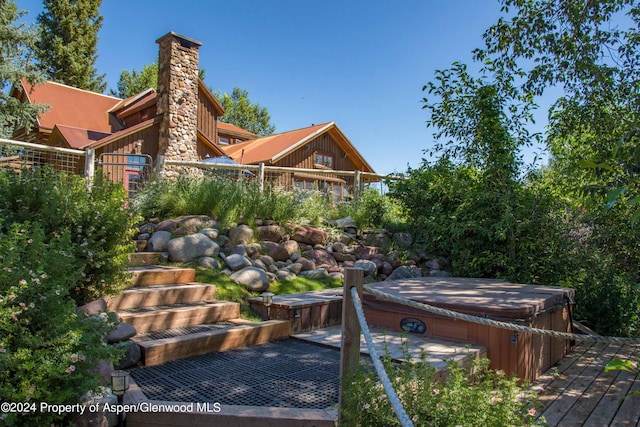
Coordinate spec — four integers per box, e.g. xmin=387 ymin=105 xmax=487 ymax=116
xmin=155 ymin=155 xmax=165 ymax=178
xmin=353 ymin=170 xmax=361 ymax=202
xmin=339 ymin=267 xmax=364 ymax=422
xmin=84 ymin=148 xmax=95 ymax=191
xmin=258 ymin=162 xmax=265 ymax=193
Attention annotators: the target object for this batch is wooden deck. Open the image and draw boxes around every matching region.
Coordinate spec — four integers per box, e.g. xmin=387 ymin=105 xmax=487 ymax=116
xmin=531 ymin=341 xmax=640 ymax=426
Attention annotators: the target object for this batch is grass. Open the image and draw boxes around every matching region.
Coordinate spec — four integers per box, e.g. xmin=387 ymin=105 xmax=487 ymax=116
xmin=194 ymin=267 xmax=343 ymax=321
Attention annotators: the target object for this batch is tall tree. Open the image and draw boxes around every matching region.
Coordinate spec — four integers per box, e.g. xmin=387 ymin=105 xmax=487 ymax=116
xmin=111 ymin=63 xmax=158 ymax=98
xmin=0 ymin=1 xmax=47 ymax=138
xmin=36 ymin=0 xmax=106 ymax=92
xmin=215 ymin=87 xmax=275 ymax=136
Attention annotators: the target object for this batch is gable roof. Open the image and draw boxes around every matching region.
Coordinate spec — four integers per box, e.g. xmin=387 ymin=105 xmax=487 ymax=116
xmin=50 ymin=124 xmax=112 ymax=149
xmin=19 ymin=78 xmax=121 ymax=133
xmin=222 ymin=122 xmax=375 ymax=173
xmin=217 ymin=121 xmax=257 ymax=139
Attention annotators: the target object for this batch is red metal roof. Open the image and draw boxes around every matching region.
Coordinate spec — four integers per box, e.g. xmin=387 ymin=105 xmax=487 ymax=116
xmin=20 ymin=78 xmax=121 ymax=133
xmin=217 ymin=121 xmax=256 ymax=138
xmin=223 ymin=123 xmax=330 ymax=164
xmin=222 ymin=122 xmax=375 ymax=173
xmin=52 ymin=124 xmax=111 ymax=149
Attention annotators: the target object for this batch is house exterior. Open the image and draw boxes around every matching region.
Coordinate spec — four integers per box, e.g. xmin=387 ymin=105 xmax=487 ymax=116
xmin=223 ymin=122 xmax=375 ymax=202
xmin=9 ymin=31 xmax=375 ymax=196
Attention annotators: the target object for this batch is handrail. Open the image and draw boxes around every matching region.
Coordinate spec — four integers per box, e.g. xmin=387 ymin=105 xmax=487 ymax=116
xmin=0 ymin=138 xmax=85 ymax=156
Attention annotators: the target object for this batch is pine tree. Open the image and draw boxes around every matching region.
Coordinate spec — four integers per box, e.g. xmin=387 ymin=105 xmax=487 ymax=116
xmin=36 ymin=0 xmax=106 ymax=92
xmin=0 ymin=0 xmax=47 ymax=138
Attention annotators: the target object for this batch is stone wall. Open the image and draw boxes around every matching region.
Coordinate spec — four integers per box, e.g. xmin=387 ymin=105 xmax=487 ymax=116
xmin=156 ymin=32 xmax=202 ymax=178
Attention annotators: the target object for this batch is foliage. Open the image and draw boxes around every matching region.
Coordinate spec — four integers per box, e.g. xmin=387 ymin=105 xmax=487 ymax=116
xmin=133 ymin=174 xmax=335 ymax=228
xmin=0 ymin=168 xmax=138 ymax=304
xmin=0 ymin=0 xmax=47 ymax=138
xmin=36 ymin=0 xmax=106 ymax=92
xmin=0 ymin=222 xmax=123 ymax=426
xmin=336 ymin=187 xmax=406 ymax=231
xmin=341 ymin=353 xmax=543 ymax=427
xmin=111 ymin=62 xmax=158 ymax=98
xmin=215 ymin=87 xmax=276 ymax=136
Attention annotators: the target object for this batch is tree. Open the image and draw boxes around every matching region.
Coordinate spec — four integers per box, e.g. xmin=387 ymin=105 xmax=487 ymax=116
xmin=0 ymin=1 xmax=47 ymax=138
xmin=215 ymin=87 xmax=275 ymax=136
xmin=111 ymin=63 xmax=206 ymax=98
xmin=111 ymin=63 xmax=158 ymax=98
xmin=36 ymin=0 xmax=106 ymax=92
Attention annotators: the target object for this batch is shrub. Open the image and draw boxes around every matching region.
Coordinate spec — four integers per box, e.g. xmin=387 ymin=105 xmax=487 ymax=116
xmin=341 ymin=353 xmax=544 ymax=427
xmin=0 ymin=168 xmax=137 ymax=304
xmin=0 ymin=222 xmax=121 ymax=426
xmin=337 ymin=187 xmax=406 ymax=231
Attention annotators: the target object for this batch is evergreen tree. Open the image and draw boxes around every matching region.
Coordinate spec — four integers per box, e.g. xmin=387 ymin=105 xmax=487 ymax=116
xmin=36 ymin=0 xmax=106 ymax=92
xmin=0 ymin=1 xmax=47 ymax=138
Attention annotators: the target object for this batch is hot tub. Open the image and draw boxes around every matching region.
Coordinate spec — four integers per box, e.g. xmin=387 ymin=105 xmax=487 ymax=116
xmin=363 ymin=277 xmax=574 ymax=381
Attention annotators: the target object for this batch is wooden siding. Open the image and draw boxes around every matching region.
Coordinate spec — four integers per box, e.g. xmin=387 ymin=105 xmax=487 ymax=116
xmin=95 ymin=124 xmax=160 ymax=160
xmin=277 ymin=133 xmax=357 ymax=170
xmin=121 ymin=105 xmax=157 ymax=129
xmin=197 ymin=93 xmax=218 ymax=143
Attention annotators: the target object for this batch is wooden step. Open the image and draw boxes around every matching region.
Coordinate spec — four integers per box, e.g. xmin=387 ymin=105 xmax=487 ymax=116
xmin=118 ymin=301 xmax=239 ymax=334
xmin=106 ymin=283 xmax=216 ymax=311
xmin=128 ymin=266 xmax=195 ymax=287
xmin=134 ymin=319 xmax=292 ymax=366
xmin=128 ymin=252 xmax=162 ymax=267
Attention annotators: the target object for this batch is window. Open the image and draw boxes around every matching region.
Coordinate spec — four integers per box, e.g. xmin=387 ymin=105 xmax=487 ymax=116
xmin=314 ymin=153 xmax=333 ymax=168
xmin=219 ymin=137 xmax=230 ymax=144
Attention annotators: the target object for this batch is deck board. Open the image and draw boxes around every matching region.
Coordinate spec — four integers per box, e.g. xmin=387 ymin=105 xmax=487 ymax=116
xmin=531 ymin=341 xmax=640 ymax=426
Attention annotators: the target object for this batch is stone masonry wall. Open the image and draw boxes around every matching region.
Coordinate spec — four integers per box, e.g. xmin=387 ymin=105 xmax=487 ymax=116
xmin=156 ymin=32 xmax=202 ymax=178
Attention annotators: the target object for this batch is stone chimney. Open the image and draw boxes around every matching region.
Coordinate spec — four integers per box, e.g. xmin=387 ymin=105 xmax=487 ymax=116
xmin=156 ymin=32 xmax=201 ymax=177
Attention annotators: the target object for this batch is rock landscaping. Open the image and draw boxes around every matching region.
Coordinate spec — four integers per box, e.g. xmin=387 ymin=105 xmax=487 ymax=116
xmin=134 ymin=215 xmax=450 ymax=293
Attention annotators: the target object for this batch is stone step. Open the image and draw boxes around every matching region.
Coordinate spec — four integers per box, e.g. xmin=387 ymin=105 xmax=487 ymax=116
xmin=133 ymin=319 xmax=292 ymax=366
xmin=106 ymin=283 xmax=217 ymax=311
xmin=118 ymin=301 xmax=239 ymax=334
xmin=128 ymin=252 xmax=162 ymax=267
xmin=128 ymin=266 xmax=195 ymax=287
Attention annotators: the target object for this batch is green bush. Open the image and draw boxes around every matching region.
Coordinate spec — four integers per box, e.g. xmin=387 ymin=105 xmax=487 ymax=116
xmin=341 ymin=354 xmax=544 ymax=427
xmin=0 ymin=222 xmax=121 ymax=426
xmin=337 ymin=187 xmax=406 ymax=231
xmin=0 ymin=168 xmax=137 ymax=304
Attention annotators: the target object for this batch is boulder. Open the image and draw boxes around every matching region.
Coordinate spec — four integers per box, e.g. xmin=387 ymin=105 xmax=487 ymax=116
xmin=77 ymin=298 xmax=107 ymax=316
xmin=386 ymin=266 xmax=422 ymax=281
xmin=292 ymin=226 xmax=328 ymax=245
xmin=176 ymin=215 xmax=219 ymax=234
xmin=245 ymin=243 xmax=262 ymax=257
xmin=299 ymin=268 xmax=330 ymax=280
xmin=287 ymin=262 xmax=303 ymax=275
xmin=425 ymin=259 xmax=442 ymax=270
xmin=230 ymin=267 xmax=270 ymax=292
xmin=256 ymin=225 xmax=285 ymax=243
xmin=276 ymin=269 xmax=297 ymax=281
xmin=106 ymin=322 xmax=137 ymax=343
xmin=355 ymin=245 xmax=381 ymax=260
xmin=155 ymin=219 xmax=178 ymax=232
xmin=168 ymin=234 xmax=220 ymax=262
xmin=297 ymin=257 xmax=316 ymax=271
xmin=261 ymin=241 xmax=290 ymax=262
xmin=363 ymin=231 xmax=392 ymax=251
xmin=198 ymin=256 xmax=221 ymax=270
xmin=282 ymin=239 xmax=300 ymax=257
xmin=199 ymin=228 xmax=219 ymax=240
xmin=225 ymin=253 xmax=252 ymax=271
xmin=354 ymin=259 xmax=377 ymax=277
xmin=229 ymin=224 xmax=254 ymax=244
xmin=304 ymin=249 xmax=337 ymax=267
xmin=147 ymin=230 xmax=172 ymax=252
xmin=115 ymin=340 xmax=141 ymax=369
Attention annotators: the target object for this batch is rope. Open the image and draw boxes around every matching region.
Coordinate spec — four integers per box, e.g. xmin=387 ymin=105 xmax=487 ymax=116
xmin=350 ymin=286 xmax=415 ymax=427
xmin=363 ymin=286 xmax=640 ymax=344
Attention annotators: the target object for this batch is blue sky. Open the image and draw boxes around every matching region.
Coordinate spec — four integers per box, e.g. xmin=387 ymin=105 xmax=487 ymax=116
xmin=16 ymin=0 xmax=549 ymax=175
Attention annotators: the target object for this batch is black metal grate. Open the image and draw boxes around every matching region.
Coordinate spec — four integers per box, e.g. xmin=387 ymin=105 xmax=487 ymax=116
xmin=130 ymin=339 xmax=341 ymax=409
